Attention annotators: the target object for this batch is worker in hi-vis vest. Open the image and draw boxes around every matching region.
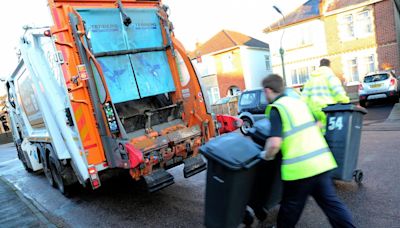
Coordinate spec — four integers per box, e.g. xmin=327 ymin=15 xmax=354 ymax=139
xmin=302 ymin=58 xmax=349 ymax=132
xmin=261 ymin=74 xmax=355 ymax=228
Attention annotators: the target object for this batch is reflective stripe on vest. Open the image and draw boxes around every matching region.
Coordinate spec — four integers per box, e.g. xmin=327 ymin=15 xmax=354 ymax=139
xmin=272 ymin=103 xmax=317 ymax=138
xmin=282 ymin=147 xmax=330 ymax=165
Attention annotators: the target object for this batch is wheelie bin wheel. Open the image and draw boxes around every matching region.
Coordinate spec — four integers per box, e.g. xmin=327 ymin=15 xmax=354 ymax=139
xmin=353 ymin=169 xmax=363 ymax=184
xmin=242 ymin=209 xmax=254 ymax=226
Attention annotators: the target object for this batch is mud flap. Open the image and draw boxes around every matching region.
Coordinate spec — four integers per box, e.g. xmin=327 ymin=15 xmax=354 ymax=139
xmin=183 ymin=156 xmax=207 ymax=178
xmin=143 ymin=169 xmax=174 ymax=193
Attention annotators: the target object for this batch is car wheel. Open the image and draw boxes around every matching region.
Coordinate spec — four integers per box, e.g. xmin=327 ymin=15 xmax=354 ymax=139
xmin=240 ymin=117 xmax=253 ymax=136
xmin=359 ymin=100 xmax=366 ymax=107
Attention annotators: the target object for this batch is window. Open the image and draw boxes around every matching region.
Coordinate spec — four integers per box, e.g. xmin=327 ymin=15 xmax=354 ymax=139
xmin=348 ymin=58 xmax=359 ymax=82
xmin=264 ymin=55 xmax=271 ymax=71
xmin=208 ymin=87 xmax=220 ymax=105
xmin=227 ymin=86 xmax=241 ymax=96
xmin=363 ymin=74 xmax=389 ymax=83
xmin=222 ymin=53 xmax=234 ymax=72
xmin=239 ymin=92 xmax=256 ymax=106
xmin=291 ymin=69 xmax=299 ymax=85
xmin=364 ymin=55 xmax=375 ymax=74
xmin=343 ymin=15 xmax=354 ymax=38
xmin=260 ymin=92 xmax=268 ymax=105
xmin=357 ymin=11 xmax=372 ymax=36
xmin=340 ymin=10 xmax=372 ymax=40
xmin=290 ymin=67 xmax=309 ymax=85
xmin=285 ymin=25 xmax=313 ymax=49
xmin=345 ymin=53 xmax=376 ymax=83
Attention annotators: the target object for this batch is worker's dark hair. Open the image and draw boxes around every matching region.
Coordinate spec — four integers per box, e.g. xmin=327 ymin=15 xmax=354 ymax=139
xmin=320 ymin=58 xmax=331 ymax=67
xmin=262 ymin=74 xmax=284 ymax=93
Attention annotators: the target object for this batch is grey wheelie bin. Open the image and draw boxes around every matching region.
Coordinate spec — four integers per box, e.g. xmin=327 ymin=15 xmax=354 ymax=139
xmin=243 ymin=119 xmax=283 ymax=225
xmin=199 ymin=133 xmax=261 ymax=228
xmin=322 ymin=103 xmax=367 ymax=183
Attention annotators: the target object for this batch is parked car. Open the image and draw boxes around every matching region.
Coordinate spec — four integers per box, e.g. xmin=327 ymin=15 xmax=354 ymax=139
xmin=238 ymin=87 xmax=300 ymax=135
xmin=358 ymin=71 xmax=399 ymax=107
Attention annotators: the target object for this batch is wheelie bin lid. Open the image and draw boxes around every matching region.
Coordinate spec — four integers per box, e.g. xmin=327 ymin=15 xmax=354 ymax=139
xmin=322 ymin=103 xmax=367 ymax=114
xmin=199 ymin=133 xmax=261 ymax=171
xmin=248 ymin=118 xmax=271 ymax=139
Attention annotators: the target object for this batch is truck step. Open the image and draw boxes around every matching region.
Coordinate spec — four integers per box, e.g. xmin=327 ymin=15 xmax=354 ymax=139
xmin=143 ymin=169 xmax=174 ymax=193
xmin=183 ymin=156 xmax=207 ymax=178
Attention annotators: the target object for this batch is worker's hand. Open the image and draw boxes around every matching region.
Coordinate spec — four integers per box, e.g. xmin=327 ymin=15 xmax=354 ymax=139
xmin=316 ymin=121 xmax=323 ymax=129
xmin=259 ymin=151 xmax=275 ymax=161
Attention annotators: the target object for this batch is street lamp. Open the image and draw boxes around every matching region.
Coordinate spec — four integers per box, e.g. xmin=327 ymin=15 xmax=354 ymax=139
xmin=273 ymin=5 xmax=287 ymax=86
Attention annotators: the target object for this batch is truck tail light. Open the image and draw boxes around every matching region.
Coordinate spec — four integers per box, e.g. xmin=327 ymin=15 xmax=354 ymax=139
xmin=104 ymin=102 xmax=119 ymax=134
xmin=88 ymin=166 xmax=101 ymax=189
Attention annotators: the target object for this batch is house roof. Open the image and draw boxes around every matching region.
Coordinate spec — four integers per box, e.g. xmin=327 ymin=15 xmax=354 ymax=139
xmin=264 ymin=0 xmax=321 ymax=33
xmin=264 ymin=0 xmax=375 ymax=33
xmin=325 ymin=0 xmax=370 ymax=12
xmin=190 ymin=30 xmax=269 ymax=58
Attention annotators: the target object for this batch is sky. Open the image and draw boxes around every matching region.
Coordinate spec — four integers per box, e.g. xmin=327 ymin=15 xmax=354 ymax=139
xmin=0 ymin=0 xmax=307 ymax=82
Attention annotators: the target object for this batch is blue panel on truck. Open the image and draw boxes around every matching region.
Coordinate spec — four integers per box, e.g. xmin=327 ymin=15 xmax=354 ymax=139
xmin=125 ymin=8 xmax=164 ymax=49
xmin=98 ymin=56 xmax=140 ymax=103
xmin=78 ymin=9 xmax=127 ymax=54
xmin=78 ymin=8 xmax=175 ymax=101
xmin=129 ymin=51 xmax=176 ymax=98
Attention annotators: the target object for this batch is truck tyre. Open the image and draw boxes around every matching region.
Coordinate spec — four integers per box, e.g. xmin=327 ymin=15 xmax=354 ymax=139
xmin=49 ymin=154 xmax=76 ymax=196
xmin=41 ymin=148 xmax=55 ymax=187
xmin=49 ymin=156 xmax=68 ymax=195
xmin=16 ymin=141 xmax=32 ymax=173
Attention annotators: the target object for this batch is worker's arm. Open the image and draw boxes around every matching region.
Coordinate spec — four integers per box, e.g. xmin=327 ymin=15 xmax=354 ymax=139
xmin=264 ymin=136 xmax=282 ymax=160
xmin=328 ymin=76 xmax=350 ymax=103
xmin=263 ymin=107 xmax=283 ymax=160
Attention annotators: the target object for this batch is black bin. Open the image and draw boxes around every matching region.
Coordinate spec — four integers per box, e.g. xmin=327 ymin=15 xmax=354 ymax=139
xmin=322 ymin=103 xmax=367 ymax=183
xmin=247 ymin=119 xmax=282 ymax=219
xmin=200 ymin=133 xmax=261 ymax=228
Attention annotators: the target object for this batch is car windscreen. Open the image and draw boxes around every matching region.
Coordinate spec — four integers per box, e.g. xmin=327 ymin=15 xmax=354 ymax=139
xmin=239 ymin=92 xmax=257 ymax=106
xmin=364 ymin=74 xmax=389 ymax=83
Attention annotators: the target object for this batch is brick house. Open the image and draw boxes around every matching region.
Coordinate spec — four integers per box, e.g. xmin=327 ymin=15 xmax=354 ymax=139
xmin=190 ymin=30 xmax=271 ymax=105
xmin=264 ymin=0 xmax=400 ymax=87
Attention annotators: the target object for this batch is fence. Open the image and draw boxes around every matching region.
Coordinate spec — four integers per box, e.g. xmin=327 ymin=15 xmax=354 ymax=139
xmin=211 ymin=100 xmax=239 ymax=116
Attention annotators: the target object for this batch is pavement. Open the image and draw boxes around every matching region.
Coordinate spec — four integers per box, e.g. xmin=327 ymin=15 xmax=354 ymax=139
xmin=0 ymin=176 xmax=55 ymax=227
xmin=0 ymin=103 xmax=399 ymax=228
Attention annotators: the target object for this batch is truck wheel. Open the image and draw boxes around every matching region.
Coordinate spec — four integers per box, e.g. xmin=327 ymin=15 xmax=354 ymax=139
xmin=240 ymin=117 xmax=253 ymax=136
xmin=16 ymin=142 xmax=32 ymax=173
xmin=41 ymin=150 xmax=55 ymax=187
xmin=49 ymin=156 xmax=69 ymax=195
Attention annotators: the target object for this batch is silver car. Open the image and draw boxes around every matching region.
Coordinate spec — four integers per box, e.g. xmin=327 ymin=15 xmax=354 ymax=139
xmin=358 ymin=71 xmax=399 ymax=107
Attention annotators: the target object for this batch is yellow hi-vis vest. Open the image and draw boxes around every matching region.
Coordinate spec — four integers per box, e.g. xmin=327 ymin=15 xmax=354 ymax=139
xmin=266 ymin=96 xmax=337 ymax=181
xmin=302 ymin=66 xmax=350 ymax=126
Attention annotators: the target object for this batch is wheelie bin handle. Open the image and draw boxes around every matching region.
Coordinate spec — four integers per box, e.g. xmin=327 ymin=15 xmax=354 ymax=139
xmin=244 ymin=158 xmax=260 ymax=169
